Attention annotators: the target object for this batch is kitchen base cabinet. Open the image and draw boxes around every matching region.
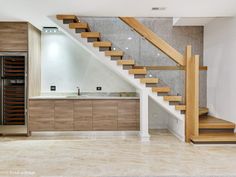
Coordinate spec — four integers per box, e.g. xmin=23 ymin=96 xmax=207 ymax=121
xmin=93 ymin=100 xmax=117 ymax=130
xmin=118 ymin=100 xmax=138 ymax=130
xmin=74 ymin=100 xmax=93 ymax=131
xmin=29 ymin=99 xmax=140 ymax=131
xmin=29 ymin=100 xmax=54 ymax=131
xmin=54 ymin=100 xmax=74 ymax=130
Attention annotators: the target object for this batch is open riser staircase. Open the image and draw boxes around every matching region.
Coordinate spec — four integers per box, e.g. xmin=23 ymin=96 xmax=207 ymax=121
xmin=52 ymin=15 xmax=236 ymax=143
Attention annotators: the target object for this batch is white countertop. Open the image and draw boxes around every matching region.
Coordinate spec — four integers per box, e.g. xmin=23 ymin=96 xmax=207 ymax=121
xmin=29 ymin=92 xmax=140 ymax=100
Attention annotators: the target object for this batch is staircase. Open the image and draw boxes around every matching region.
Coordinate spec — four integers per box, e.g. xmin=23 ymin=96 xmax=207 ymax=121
xmin=191 ymin=113 xmax=236 ymax=144
xmin=52 ymin=15 xmax=236 ymax=143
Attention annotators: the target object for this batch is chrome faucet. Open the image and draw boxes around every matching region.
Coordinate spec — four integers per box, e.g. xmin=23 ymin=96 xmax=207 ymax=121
xmin=77 ymin=87 xmax=80 ymax=96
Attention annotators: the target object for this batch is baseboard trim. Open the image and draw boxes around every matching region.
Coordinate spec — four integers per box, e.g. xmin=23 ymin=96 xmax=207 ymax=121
xmin=31 ymin=131 xmax=139 ymax=138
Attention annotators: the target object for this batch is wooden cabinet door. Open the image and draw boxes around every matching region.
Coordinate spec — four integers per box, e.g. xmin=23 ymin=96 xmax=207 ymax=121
xmin=92 ymin=100 xmax=118 ymax=130
xmin=29 ymin=100 xmax=54 ymax=131
xmin=136 ymin=100 xmax=140 ymax=130
xmin=74 ymin=100 xmax=93 ymax=131
xmin=118 ymin=100 xmax=139 ymax=130
xmin=54 ymin=100 xmax=74 ymax=130
xmin=0 ymin=22 xmax=28 ymax=52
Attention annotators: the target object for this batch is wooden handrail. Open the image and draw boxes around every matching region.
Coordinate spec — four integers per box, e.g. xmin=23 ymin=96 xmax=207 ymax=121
xmin=143 ymin=66 xmax=207 ymax=71
xmin=119 ymin=17 xmax=185 ymax=66
xmin=185 ymin=45 xmax=199 ymax=142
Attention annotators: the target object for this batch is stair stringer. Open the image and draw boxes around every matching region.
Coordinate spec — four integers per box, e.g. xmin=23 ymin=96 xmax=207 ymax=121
xmin=50 ymin=16 xmax=185 ymax=140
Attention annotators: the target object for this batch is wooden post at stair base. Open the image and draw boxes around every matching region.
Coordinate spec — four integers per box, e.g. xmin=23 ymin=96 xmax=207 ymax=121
xmin=185 ymin=45 xmax=199 ymax=142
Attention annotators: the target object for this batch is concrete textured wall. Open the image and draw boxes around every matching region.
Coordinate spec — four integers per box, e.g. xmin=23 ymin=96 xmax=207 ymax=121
xmin=80 ymin=17 xmax=206 ymax=108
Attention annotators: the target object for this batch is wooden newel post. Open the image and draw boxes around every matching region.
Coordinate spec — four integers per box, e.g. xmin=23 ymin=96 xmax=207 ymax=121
xmin=185 ymin=45 xmax=199 ymax=142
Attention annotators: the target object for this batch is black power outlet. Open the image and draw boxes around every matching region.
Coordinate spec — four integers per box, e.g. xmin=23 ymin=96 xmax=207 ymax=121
xmin=96 ymin=86 xmax=102 ymax=91
xmin=50 ymin=86 xmax=56 ymax=91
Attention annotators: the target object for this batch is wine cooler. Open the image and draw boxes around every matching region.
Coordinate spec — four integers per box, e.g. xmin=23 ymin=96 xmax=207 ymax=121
xmin=0 ymin=52 xmax=27 ymax=135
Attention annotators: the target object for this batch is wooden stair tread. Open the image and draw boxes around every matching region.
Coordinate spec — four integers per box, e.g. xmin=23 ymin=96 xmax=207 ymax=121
xmin=56 ymin=15 xmax=79 ymax=21
xmin=81 ymin=32 xmax=100 ymax=38
xmin=199 ymin=115 xmax=235 ymax=129
xmin=191 ymin=133 xmax=236 ymax=143
xmin=175 ymin=105 xmax=186 ymax=111
xmin=117 ymin=60 xmax=135 ymax=65
xmin=105 ymin=51 xmax=124 ymax=57
xmin=164 ymin=96 xmax=182 ymax=102
xmin=199 ymin=107 xmax=209 ymax=116
xmin=93 ymin=41 xmax=112 ymax=47
xmin=140 ymin=78 xmax=159 ymax=84
xmin=69 ymin=23 xmax=88 ymax=29
xmin=152 ymin=87 xmax=170 ymax=93
xmin=129 ymin=68 xmax=147 ymax=75
xmin=175 ymin=106 xmax=209 ymax=115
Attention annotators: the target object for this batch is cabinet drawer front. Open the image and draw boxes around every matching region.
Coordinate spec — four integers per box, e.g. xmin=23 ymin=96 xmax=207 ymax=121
xmin=74 ymin=120 xmax=92 ymax=131
xmin=118 ymin=100 xmax=137 ymax=116
xmin=118 ymin=119 xmax=138 ymax=130
xmin=74 ymin=100 xmax=92 ymax=122
xmin=74 ymin=116 xmax=92 ymax=121
xmin=93 ymin=119 xmax=117 ymax=130
xmin=93 ymin=115 xmax=117 ymax=121
xmin=118 ymin=115 xmax=137 ymax=121
xmin=29 ymin=100 xmax=54 ymax=119
xmin=93 ymin=100 xmax=117 ymax=107
xmin=29 ymin=100 xmax=54 ymax=108
xmin=74 ymin=107 xmax=92 ymax=118
xmin=93 ymin=107 xmax=117 ymax=119
xmin=29 ymin=120 xmax=54 ymax=131
xmin=55 ymin=100 xmax=73 ymax=120
xmin=93 ymin=100 xmax=117 ymax=119
xmin=29 ymin=109 xmax=54 ymax=119
xmin=54 ymin=120 xmax=74 ymax=130
xmin=74 ymin=100 xmax=92 ymax=107
xmin=74 ymin=109 xmax=92 ymax=118
xmin=29 ymin=100 xmax=54 ymax=131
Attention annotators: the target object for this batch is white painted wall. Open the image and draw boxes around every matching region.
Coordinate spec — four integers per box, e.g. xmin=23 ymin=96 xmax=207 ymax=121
xmin=204 ymin=17 xmax=236 ymax=124
xmin=41 ymin=33 xmax=135 ymax=93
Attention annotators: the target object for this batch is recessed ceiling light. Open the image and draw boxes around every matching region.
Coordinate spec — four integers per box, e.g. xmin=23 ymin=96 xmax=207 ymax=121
xmin=128 ymin=37 xmax=132 ymax=40
xmin=125 ymin=47 xmax=129 ymax=50
xmin=43 ymin=27 xmax=59 ymax=33
xmin=152 ymin=7 xmax=166 ymax=11
xmin=113 ymin=47 xmax=116 ymax=50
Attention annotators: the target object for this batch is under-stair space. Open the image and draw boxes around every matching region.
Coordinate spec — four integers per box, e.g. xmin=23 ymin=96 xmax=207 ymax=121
xmin=52 ymin=15 xmax=236 ymax=143
xmin=53 ymin=15 xmax=191 ymax=140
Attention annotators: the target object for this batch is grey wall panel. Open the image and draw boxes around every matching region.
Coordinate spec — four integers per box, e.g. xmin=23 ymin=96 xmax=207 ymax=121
xmin=79 ymin=17 xmax=206 ymax=107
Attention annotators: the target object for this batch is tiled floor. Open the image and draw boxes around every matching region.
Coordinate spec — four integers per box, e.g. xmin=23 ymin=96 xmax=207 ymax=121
xmin=0 ymin=130 xmax=236 ymax=177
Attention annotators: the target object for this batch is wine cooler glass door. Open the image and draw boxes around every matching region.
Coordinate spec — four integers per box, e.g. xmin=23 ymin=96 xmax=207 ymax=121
xmin=0 ymin=52 xmax=27 ymax=135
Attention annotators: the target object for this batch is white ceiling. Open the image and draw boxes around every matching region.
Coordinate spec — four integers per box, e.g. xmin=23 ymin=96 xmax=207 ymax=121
xmin=0 ymin=0 xmax=236 ymax=29
xmin=173 ymin=17 xmax=215 ymax=26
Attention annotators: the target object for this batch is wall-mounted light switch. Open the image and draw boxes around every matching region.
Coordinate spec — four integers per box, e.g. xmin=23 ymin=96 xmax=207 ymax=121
xmin=96 ymin=86 xmax=102 ymax=91
xmin=50 ymin=85 xmax=56 ymax=91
